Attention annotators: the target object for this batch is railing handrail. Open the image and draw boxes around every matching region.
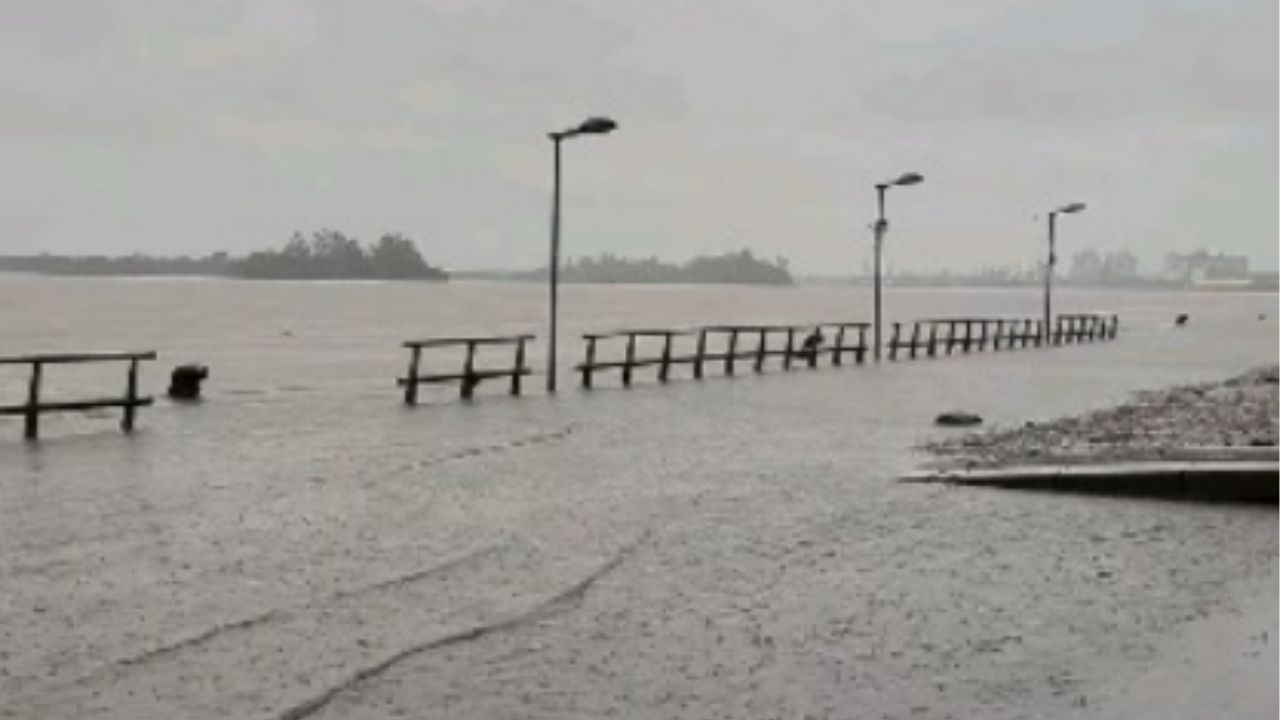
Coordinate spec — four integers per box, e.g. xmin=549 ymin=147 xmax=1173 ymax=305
xmin=402 ymin=334 xmax=534 ymax=349
xmin=910 ymin=316 xmax=1039 ymax=323
xmin=811 ymin=321 xmax=872 ymax=328
xmin=582 ymin=329 xmax=695 ymax=340
xmin=0 ymin=351 xmax=157 ymax=365
xmin=702 ymin=323 xmax=806 ymax=333
xmin=400 ymin=334 xmax=532 ymax=403
xmin=1 ymin=350 xmax=155 ymax=439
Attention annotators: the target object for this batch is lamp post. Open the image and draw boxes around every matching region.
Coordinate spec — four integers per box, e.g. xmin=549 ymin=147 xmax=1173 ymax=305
xmin=547 ymin=116 xmax=617 ymax=393
xmin=871 ymin=172 xmax=924 ymax=362
xmin=1042 ymin=202 xmax=1086 ymax=344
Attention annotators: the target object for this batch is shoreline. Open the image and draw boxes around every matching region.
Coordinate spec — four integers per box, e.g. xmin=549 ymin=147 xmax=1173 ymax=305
xmin=923 ymin=365 xmax=1280 ymax=471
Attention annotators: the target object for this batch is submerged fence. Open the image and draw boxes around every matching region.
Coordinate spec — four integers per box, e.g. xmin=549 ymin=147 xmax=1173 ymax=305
xmin=578 ymin=312 xmax=1119 ymax=390
xmin=884 ymin=313 xmax=1118 ymax=360
xmin=0 ymin=351 xmax=157 ymax=439
xmin=391 ymin=313 xmax=1119 ymax=399
xmin=1 ymin=313 xmax=1120 ymax=440
xmin=398 ymin=335 xmax=533 ymax=403
xmin=578 ymin=322 xmax=869 ymax=388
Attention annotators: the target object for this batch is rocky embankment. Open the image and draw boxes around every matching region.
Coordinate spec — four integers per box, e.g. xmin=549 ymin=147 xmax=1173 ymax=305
xmin=926 ymin=365 xmax=1280 ymax=470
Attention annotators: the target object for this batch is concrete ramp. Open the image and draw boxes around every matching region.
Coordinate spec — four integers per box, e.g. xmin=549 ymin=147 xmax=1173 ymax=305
xmin=902 ymin=461 xmax=1278 ymax=503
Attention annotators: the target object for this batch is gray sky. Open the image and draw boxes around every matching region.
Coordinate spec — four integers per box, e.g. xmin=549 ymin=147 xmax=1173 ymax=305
xmin=1 ymin=0 xmax=1275 ymax=274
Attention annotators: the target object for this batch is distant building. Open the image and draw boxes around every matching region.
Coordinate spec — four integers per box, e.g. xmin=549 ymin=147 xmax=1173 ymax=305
xmin=1163 ymin=250 xmax=1250 ymax=284
xmin=1068 ymin=250 xmax=1105 ymax=284
xmin=1068 ymin=249 xmax=1139 ymax=286
xmin=1101 ymin=251 xmax=1138 ymax=284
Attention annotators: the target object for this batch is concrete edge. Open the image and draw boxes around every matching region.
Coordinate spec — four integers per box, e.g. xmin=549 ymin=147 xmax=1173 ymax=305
xmin=901 ymin=461 xmax=1279 ymax=503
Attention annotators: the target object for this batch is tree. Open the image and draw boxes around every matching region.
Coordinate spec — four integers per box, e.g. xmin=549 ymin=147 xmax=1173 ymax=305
xmin=229 ymin=230 xmax=447 ymax=280
xmin=369 ymin=233 xmax=432 ymax=278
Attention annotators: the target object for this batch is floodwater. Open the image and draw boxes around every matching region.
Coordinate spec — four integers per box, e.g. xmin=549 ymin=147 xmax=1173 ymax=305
xmin=0 ymin=275 xmax=1276 ymax=720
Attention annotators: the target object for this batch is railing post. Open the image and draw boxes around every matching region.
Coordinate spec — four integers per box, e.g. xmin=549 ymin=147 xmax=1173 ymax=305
xmin=888 ymin=323 xmax=900 ymax=361
xmin=783 ymin=328 xmax=795 ymax=370
xmin=908 ymin=322 xmax=921 ymax=359
xmin=404 ymin=345 xmax=421 ymax=405
xmin=808 ymin=326 xmax=820 ymax=368
xmin=622 ymin=333 xmax=637 ymax=387
xmin=832 ymin=325 xmax=846 ymax=366
xmin=978 ymin=320 xmax=989 ymax=351
xmin=461 ymin=341 xmax=478 ymax=400
xmin=694 ymin=329 xmax=707 ymax=379
xmin=121 ymin=358 xmax=139 ymax=432
xmin=993 ymin=320 xmax=1003 ymax=350
xmin=856 ymin=325 xmax=868 ymax=364
xmin=582 ymin=337 xmax=597 ymax=389
xmin=659 ymin=332 xmax=673 ymax=383
xmin=927 ymin=322 xmax=938 ymax=358
xmin=24 ymin=361 xmax=42 ymax=440
xmin=755 ymin=329 xmax=768 ymax=373
xmin=511 ymin=338 xmax=527 ymax=395
xmin=725 ymin=329 xmax=738 ymax=375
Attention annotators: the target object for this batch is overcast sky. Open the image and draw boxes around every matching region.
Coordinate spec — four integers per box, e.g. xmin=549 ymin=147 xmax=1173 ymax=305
xmin=1 ymin=0 xmax=1275 ymax=274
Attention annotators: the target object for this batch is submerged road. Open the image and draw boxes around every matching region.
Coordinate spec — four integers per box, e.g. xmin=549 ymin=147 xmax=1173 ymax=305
xmin=1 ymin=322 xmax=1276 ymax=719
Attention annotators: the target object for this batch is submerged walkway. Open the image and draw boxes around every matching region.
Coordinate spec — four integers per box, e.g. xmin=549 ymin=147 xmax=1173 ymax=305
xmin=1 ymin=327 xmax=1275 ymax=720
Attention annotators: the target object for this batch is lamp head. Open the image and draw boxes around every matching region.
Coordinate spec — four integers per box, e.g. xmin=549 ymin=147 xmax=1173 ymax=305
xmin=1056 ymin=202 xmax=1086 ymax=214
xmin=576 ymin=117 xmax=617 ymax=135
xmin=892 ymin=172 xmax=924 ymax=186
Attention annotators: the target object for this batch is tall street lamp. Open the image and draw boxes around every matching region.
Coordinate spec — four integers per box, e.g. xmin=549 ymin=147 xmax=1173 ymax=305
xmin=547 ymin=116 xmax=617 ymax=393
xmin=871 ymin=172 xmax=924 ymax=362
xmin=1043 ymin=202 xmax=1086 ymax=343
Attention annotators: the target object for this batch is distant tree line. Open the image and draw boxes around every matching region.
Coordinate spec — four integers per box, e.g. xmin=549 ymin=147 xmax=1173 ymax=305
xmin=558 ymin=249 xmax=793 ymax=285
xmin=232 ymin=230 xmax=446 ymax=280
xmin=0 ymin=252 xmax=231 ymax=276
xmin=0 ymin=230 xmax=447 ymax=282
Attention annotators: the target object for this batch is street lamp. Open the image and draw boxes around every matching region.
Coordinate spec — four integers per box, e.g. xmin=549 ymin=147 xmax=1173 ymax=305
xmin=871 ymin=172 xmax=924 ymax=362
xmin=1042 ymin=201 xmax=1086 ymax=344
xmin=547 ymin=116 xmax=617 ymax=393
